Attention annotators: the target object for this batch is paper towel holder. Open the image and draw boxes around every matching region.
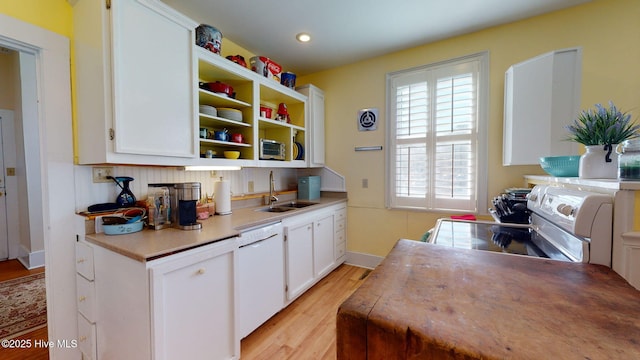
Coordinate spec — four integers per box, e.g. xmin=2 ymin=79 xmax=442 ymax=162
xmin=214 ymin=177 xmax=233 ymax=215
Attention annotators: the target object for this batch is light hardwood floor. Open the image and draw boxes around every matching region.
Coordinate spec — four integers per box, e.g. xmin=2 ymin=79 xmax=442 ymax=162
xmin=241 ymin=264 xmax=369 ymax=360
xmin=0 ymin=262 xmax=369 ymax=360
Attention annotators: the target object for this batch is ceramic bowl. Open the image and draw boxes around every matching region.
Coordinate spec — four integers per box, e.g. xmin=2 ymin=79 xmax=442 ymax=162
xmin=224 ymin=151 xmax=240 ymax=159
xmin=539 ymin=156 xmax=580 ymax=177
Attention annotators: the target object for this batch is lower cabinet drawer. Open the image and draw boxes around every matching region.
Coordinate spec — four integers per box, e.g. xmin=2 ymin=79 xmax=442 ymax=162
xmin=75 ymin=242 xmax=95 ymax=281
xmin=76 ymin=274 xmax=96 ymax=322
xmin=77 ymin=313 xmax=97 ymax=360
xmin=335 ymin=237 xmax=346 ymax=260
xmin=335 ymin=218 xmax=346 ymax=233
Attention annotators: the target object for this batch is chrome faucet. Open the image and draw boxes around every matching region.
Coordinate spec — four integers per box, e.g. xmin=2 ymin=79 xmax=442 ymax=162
xmin=269 ymin=170 xmax=278 ymax=207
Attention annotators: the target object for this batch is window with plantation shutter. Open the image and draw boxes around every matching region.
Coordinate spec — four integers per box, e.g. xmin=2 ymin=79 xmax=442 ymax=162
xmin=386 ymin=53 xmax=488 ymax=212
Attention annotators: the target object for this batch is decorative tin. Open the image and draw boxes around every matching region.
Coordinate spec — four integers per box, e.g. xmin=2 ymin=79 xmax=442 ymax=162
xmin=281 ymin=72 xmax=296 ymax=88
xmin=250 ymin=56 xmax=282 ymax=82
xmin=195 ymin=24 xmax=222 ymax=55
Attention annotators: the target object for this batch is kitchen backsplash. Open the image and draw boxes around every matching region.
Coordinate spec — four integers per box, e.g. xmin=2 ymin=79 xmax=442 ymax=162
xmin=73 ymin=165 xmax=297 ymax=212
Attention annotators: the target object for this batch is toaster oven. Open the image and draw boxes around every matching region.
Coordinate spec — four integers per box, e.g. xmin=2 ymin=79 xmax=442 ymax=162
xmin=259 ymin=139 xmax=285 ymax=160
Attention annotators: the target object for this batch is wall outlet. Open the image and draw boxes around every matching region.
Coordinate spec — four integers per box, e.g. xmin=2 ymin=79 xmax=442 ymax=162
xmin=92 ymin=166 xmax=114 ymax=183
xmin=248 ymin=180 xmax=254 ymax=193
xmin=362 ymin=178 xmax=369 ymax=188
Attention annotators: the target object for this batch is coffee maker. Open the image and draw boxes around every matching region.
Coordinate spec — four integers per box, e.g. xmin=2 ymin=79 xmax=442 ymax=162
xmin=172 ymin=182 xmax=202 ymax=230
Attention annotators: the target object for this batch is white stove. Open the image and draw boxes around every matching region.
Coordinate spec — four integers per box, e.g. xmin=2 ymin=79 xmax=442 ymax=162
xmin=430 ymin=185 xmax=614 ymax=266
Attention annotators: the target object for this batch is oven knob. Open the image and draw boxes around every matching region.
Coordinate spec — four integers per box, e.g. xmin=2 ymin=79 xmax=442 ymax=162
xmin=557 ymin=204 xmax=574 ymax=216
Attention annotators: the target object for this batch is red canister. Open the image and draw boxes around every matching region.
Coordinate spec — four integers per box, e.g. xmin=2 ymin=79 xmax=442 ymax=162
xmin=259 ymin=105 xmax=273 ymax=119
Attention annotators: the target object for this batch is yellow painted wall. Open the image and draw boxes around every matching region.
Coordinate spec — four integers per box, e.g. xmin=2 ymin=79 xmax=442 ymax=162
xmin=0 ymin=1 xmax=72 ymax=38
xmin=3 ymin=0 xmax=638 ymax=255
xmin=0 ymin=51 xmax=17 ymax=109
xmin=299 ymin=0 xmax=640 ymax=257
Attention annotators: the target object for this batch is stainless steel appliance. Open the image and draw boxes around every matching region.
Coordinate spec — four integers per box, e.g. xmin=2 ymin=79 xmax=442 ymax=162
xmin=430 ymin=185 xmax=614 ymax=266
xmin=173 ymin=182 xmax=202 ymax=230
xmin=259 ymin=139 xmax=285 ymax=160
xmin=147 ymin=184 xmax=172 ymax=230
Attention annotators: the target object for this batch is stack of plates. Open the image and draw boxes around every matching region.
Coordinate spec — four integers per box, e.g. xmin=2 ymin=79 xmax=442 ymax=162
xmin=217 ymin=108 xmax=243 ymax=122
xmin=293 ymin=142 xmax=304 ymax=160
xmin=199 ymin=105 xmax=217 ymax=117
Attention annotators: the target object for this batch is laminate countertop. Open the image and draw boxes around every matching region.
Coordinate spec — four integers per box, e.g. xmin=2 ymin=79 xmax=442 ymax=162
xmin=83 ymin=197 xmax=346 ymax=262
xmin=337 ymin=239 xmax=640 ymax=360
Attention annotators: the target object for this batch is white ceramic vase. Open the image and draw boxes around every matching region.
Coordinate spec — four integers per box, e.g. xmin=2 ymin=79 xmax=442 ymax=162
xmin=579 ymin=144 xmax=619 ymax=179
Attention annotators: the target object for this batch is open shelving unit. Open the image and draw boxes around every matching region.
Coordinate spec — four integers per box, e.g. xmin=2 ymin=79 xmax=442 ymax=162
xmin=195 ymin=46 xmax=308 ymax=167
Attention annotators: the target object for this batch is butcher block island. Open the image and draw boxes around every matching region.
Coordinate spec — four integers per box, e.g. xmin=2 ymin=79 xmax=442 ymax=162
xmin=337 ymin=240 xmax=640 ymax=360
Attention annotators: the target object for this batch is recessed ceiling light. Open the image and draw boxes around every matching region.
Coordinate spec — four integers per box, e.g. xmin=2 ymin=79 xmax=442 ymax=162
xmin=296 ymin=33 xmax=311 ymax=43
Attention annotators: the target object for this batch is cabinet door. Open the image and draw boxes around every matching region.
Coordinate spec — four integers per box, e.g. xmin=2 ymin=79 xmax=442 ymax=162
xmin=111 ymin=0 xmax=196 ymax=158
xmin=314 ymin=213 xmax=335 ymax=277
xmin=298 ymin=84 xmax=325 ymax=167
xmin=503 ymin=48 xmax=581 ymax=165
xmin=151 ymin=241 xmax=237 ymax=360
xmin=285 ymin=222 xmax=315 ymax=301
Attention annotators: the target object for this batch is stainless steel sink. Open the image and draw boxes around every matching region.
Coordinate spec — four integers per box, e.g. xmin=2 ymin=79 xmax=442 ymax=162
xmin=255 ymin=202 xmax=318 ymax=213
xmin=281 ymin=201 xmax=317 ymax=208
xmin=256 ymin=207 xmax=296 ymax=213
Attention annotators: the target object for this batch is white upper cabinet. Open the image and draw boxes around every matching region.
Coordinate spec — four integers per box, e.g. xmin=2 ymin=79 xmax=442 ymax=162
xmin=503 ymin=48 xmax=582 ymax=166
xmin=297 ymin=84 xmax=325 ymax=167
xmin=74 ymin=0 xmax=198 ymax=165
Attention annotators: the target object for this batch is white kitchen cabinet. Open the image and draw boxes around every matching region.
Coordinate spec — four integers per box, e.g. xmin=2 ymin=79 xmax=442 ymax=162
xmin=297 ymin=84 xmax=325 ymax=167
xmin=284 ymin=220 xmax=315 ymax=301
xmin=73 ymin=0 xmax=198 ymax=165
xmin=503 ymin=48 xmax=581 ymax=165
xmin=283 ymin=203 xmax=346 ymax=302
xmin=80 ymin=237 xmax=239 ymax=360
xmin=151 ymin=240 xmax=238 ymax=360
xmin=619 ymin=232 xmax=640 ymax=290
xmin=75 ymin=240 xmax=97 ymax=360
xmin=313 ymin=213 xmax=335 ymax=278
xmin=334 ymin=206 xmax=347 ymax=263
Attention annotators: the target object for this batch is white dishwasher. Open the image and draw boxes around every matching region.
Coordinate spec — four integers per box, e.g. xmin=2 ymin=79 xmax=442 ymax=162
xmin=237 ymin=221 xmax=285 ymax=339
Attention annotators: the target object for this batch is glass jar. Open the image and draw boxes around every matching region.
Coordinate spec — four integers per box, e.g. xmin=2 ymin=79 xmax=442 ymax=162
xmin=618 ymin=139 xmax=640 ymax=180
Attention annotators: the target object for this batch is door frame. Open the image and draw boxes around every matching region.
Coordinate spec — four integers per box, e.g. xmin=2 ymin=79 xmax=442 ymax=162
xmin=0 ymin=109 xmax=19 ymax=261
xmin=0 ymin=13 xmax=77 ymax=359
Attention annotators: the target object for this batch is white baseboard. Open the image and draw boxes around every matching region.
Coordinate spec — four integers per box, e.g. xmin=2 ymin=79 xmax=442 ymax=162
xmin=17 ymin=245 xmax=45 ymax=269
xmin=345 ymin=251 xmax=384 ymax=269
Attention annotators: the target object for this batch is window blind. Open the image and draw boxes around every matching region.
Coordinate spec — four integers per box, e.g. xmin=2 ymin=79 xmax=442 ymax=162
xmin=386 ymin=53 xmax=488 ymax=212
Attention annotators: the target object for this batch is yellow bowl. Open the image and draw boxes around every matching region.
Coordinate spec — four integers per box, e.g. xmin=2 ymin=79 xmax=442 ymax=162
xmin=224 ymin=151 xmax=240 ymax=159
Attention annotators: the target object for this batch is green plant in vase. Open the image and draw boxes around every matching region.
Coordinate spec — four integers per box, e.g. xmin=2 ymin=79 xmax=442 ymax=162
xmin=566 ymin=101 xmax=640 ymax=178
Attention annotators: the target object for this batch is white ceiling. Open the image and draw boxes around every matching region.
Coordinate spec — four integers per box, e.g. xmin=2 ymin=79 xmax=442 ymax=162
xmin=162 ymin=0 xmax=590 ymax=76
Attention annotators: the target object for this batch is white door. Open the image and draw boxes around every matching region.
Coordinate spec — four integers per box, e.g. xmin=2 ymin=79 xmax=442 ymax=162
xmin=0 ymin=110 xmax=9 ymax=260
xmin=151 ymin=240 xmax=237 ymax=360
xmin=285 ymin=221 xmax=315 ymax=301
xmin=313 ymin=213 xmax=335 ymax=278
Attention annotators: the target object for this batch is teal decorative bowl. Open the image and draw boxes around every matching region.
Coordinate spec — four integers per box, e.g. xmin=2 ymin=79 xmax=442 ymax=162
xmin=539 ymin=156 xmax=580 ymax=177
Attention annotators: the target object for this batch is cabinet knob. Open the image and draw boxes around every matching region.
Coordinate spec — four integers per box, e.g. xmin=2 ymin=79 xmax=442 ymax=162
xmin=79 ymin=336 xmax=87 ymax=342
xmin=196 ymin=268 xmax=206 ymax=275
xmin=78 ymin=296 xmax=86 ymax=302
xmin=77 ymin=258 xmax=85 ymax=264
